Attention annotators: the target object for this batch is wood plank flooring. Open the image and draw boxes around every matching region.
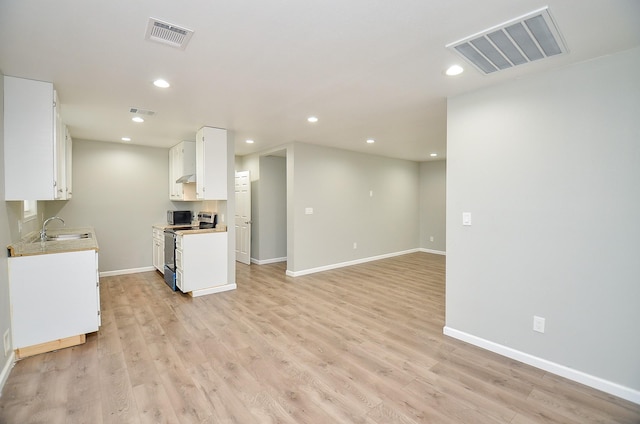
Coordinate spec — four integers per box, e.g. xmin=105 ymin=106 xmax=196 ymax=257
xmin=0 ymin=252 xmax=638 ymax=423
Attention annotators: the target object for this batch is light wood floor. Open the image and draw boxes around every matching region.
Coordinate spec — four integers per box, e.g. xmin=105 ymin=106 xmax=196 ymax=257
xmin=0 ymin=253 xmax=638 ymax=423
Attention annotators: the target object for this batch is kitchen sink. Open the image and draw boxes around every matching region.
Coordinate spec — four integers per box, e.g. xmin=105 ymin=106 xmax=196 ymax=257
xmin=45 ymin=233 xmax=91 ymax=241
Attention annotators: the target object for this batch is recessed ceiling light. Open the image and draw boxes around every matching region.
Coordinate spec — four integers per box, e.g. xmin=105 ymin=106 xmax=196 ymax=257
xmin=430 ymin=153 xmax=438 ymax=157
xmin=246 ymin=139 xmax=255 ymax=144
xmin=121 ymin=137 xmax=131 ymax=142
xmin=366 ymin=139 xmax=375 ymax=144
xmin=445 ymin=65 xmax=464 ymax=76
xmin=153 ymin=79 xmax=170 ymax=88
xmin=307 ymin=116 xmax=318 ymax=123
xmin=132 ymin=116 xmax=144 ymax=123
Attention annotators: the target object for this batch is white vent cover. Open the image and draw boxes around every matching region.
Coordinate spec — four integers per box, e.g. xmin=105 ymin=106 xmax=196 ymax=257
xmin=145 ymin=18 xmax=194 ymax=50
xmin=130 ymin=108 xmax=156 ymax=116
xmin=447 ymin=7 xmax=567 ymax=74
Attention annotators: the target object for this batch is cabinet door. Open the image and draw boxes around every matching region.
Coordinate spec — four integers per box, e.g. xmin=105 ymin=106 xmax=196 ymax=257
xmin=169 ymin=141 xmax=197 ymax=200
xmin=169 ymin=145 xmax=180 ymax=199
xmin=152 ymin=228 xmax=165 ymax=273
xmin=195 ymin=128 xmax=205 ymax=199
xmin=3 ymin=76 xmax=57 ymax=200
xmin=196 ymin=127 xmax=227 ymax=200
xmin=65 ymin=128 xmax=73 ymax=198
xmin=53 ymin=91 xmax=65 ymax=200
xmin=95 ymin=252 xmax=101 ymax=326
xmin=9 ymin=250 xmax=99 ymax=349
xmin=180 ymin=232 xmax=228 ymax=292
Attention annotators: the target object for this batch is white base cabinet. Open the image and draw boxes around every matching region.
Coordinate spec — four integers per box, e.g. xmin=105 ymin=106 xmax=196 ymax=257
xmin=8 ymin=250 xmax=100 ymax=352
xmin=176 ymin=232 xmax=229 ymax=293
xmin=152 ymin=227 xmax=165 ymax=273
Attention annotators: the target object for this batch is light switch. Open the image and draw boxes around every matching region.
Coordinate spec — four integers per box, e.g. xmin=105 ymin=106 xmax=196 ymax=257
xmin=305 ymin=207 xmax=314 ymax=215
xmin=462 ymin=212 xmax=472 ymax=226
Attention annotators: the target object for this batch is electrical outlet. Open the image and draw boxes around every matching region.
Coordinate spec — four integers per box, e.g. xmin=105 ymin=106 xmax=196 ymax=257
xmin=429 ymin=236 xmax=434 ymax=242
xmin=353 ymin=242 xmax=357 ymax=249
xmin=3 ymin=329 xmax=10 ymax=356
xmin=533 ymin=316 xmax=545 ymax=333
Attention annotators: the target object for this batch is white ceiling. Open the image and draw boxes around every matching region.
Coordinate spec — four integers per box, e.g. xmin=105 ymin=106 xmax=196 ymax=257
xmin=1 ymin=1 xmax=639 ymax=161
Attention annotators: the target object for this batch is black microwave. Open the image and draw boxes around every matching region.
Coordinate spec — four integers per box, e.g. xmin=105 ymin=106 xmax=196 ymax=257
xmin=167 ymin=210 xmax=192 ymax=225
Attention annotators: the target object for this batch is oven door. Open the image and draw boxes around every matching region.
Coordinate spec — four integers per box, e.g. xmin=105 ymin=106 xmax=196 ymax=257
xmin=163 ymin=230 xmax=178 ymax=290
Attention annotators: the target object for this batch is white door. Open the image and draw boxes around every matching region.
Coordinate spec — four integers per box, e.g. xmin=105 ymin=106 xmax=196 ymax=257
xmin=235 ymin=171 xmax=251 ymax=264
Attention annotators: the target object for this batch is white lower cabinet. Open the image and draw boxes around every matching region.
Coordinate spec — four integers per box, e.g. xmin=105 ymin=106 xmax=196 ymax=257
xmin=176 ymin=232 xmax=228 ymax=294
xmin=8 ymin=249 xmax=100 ymax=356
xmin=152 ymin=227 xmax=165 ymax=273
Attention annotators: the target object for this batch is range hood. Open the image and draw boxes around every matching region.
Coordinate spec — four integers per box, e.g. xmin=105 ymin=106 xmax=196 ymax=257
xmin=176 ymin=174 xmax=196 ymax=184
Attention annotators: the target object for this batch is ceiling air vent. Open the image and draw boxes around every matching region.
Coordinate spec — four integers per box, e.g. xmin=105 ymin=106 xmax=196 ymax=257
xmin=447 ymin=7 xmax=567 ymax=75
xmin=129 ymin=108 xmax=156 ymax=116
xmin=145 ymin=18 xmax=194 ymax=50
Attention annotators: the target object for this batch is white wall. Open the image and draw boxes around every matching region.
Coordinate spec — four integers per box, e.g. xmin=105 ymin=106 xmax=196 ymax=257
xmin=0 ymin=69 xmax=14 ymax=391
xmin=289 ymin=142 xmax=419 ymax=274
xmin=419 ymin=160 xmax=446 ymax=253
xmin=446 ymin=47 xmax=640 ymax=402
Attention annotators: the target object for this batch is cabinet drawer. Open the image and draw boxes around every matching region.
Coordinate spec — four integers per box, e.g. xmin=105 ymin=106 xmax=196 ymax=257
xmin=176 ymin=269 xmax=183 ymax=291
xmin=176 ymin=235 xmax=183 ymax=250
xmin=176 ymin=249 xmax=183 ymax=269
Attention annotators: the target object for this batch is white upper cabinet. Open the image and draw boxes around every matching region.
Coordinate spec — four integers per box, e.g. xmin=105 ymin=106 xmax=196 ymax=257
xmin=3 ymin=76 xmax=71 ymax=200
xmin=195 ymin=126 xmax=227 ymax=200
xmin=169 ymin=141 xmax=196 ymax=201
xmin=64 ymin=127 xmax=73 ymax=199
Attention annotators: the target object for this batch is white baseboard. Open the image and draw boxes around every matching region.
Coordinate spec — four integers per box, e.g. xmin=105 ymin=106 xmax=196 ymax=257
xmin=286 ymin=249 xmax=420 ymax=277
xmin=190 ymin=283 xmax=237 ymax=297
xmin=0 ymin=351 xmax=15 ymax=396
xmin=443 ymin=326 xmax=640 ymax=405
xmin=251 ymin=257 xmax=287 ymax=265
xmin=418 ymin=247 xmax=446 ymax=255
xmin=100 ymin=266 xmax=156 ymax=277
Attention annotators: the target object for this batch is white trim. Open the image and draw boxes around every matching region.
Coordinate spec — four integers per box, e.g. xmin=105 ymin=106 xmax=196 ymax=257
xmin=286 ymin=249 xmax=420 ymax=277
xmin=418 ymin=248 xmax=446 ymax=256
xmin=190 ymin=283 xmax=237 ymax=297
xmin=443 ymin=326 xmax=640 ymax=405
xmin=251 ymin=257 xmax=287 ymax=265
xmin=0 ymin=351 xmax=15 ymax=396
xmin=99 ymin=266 xmax=155 ymax=277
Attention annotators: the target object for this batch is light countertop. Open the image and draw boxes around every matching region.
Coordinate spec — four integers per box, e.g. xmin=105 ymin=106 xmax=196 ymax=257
xmin=7 ymin=227 xmax=99 ymax=257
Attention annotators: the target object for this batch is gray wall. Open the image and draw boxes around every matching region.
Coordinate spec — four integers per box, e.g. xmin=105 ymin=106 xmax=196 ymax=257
xmin=446 ymin=47 xmax=640 ymax=394
xmin=289 ymin=142 xmax=419 ymax=273
xmin=258 ymin=155 xmax=287 ymax=261
xmin=238 ymin=152 xmax=288 ymax=263
xmin=45 ymin=140 xmax=175 ymax=272
xmin=419 ymin=160 xmax=446 ymax=252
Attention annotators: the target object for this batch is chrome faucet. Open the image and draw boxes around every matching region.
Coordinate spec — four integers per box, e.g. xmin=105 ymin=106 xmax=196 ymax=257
xmin=40 ymin=216 xmax=65 ymax=241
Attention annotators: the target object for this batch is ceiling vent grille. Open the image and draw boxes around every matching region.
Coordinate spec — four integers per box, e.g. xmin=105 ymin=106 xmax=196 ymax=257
xmin=130 ymin=108 xmax=156 ymax=116
xmin=145 ymin=18 xmax=194 ymax=50
xmin=447 ymin=7 xmax=566 ymax=75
